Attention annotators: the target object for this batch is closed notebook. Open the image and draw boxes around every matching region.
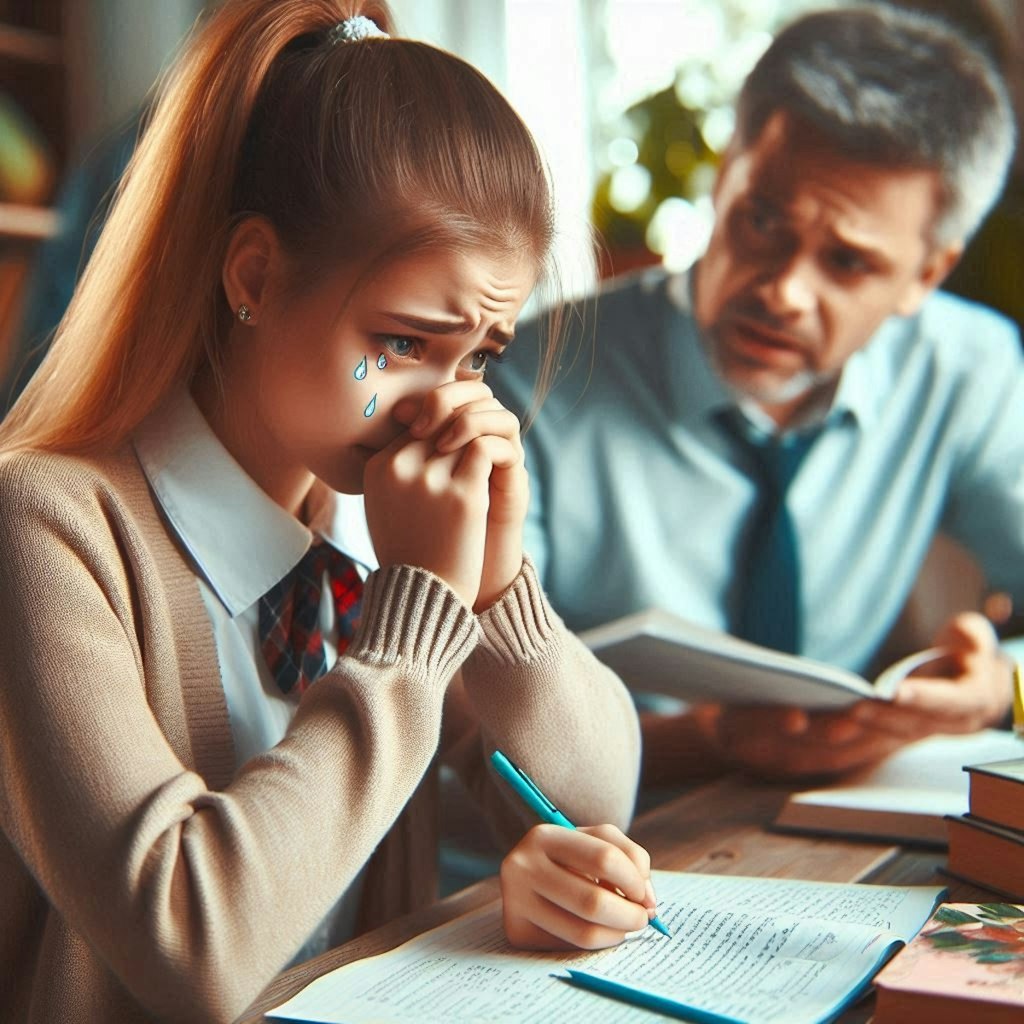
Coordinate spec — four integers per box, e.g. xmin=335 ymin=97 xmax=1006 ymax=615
xmin=873 ymin=902 xmax=1024 ymax=1024
xmin=966 ymin=758 xmax=1024 ymax=832
xmin=774 ymin=730 xmax=1024 ymax=846
xmin=946 ymin=815 xmax=1024 ymax=899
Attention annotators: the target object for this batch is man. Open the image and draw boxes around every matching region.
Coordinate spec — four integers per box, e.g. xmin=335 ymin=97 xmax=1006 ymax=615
xmin=492 ymin=4 xmax=1024 ymax=783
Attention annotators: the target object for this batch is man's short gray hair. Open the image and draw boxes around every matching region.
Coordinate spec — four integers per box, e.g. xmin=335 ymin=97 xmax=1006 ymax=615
xmin=735 ymin=4 xmax=1016 ymax=245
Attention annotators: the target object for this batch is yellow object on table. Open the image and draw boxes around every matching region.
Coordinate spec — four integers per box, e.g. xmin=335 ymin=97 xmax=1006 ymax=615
xmin=1013 ymin=661 xmax=1024 ymax=739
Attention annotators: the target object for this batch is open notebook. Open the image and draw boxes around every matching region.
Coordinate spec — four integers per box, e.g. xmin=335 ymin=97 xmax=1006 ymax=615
xmin=267 ymin=871 xmax=942 ymax=1024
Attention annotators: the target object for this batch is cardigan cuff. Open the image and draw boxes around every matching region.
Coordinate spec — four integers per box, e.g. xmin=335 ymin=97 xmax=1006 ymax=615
xmin=472 ymin=555 xmax=560 ymax=666
xmin=347 ymin=564 xmax=481 ymax=679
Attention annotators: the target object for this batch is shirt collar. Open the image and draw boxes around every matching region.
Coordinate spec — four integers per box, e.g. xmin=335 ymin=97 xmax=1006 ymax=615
xmin=133 ymin=390 xmax=377 ymax=617
xmin=830 ymin=316 xmax=908 ymax=430
xmin=668 ymin=261 xmax=891 ymax=434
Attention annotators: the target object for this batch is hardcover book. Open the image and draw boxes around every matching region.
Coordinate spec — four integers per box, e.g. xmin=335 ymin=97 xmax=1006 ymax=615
xmin=873 ymin=902 xmax=1024 ymax=1023
xmin=946 ymin=815 xmax=1024 ymax=899
xmin=967 ymin=758 xmax=1024 ymax=832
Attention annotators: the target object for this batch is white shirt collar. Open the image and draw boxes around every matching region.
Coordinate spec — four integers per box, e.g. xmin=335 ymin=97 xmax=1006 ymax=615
xmin=133 ymin=390 xmax=377 ymax=617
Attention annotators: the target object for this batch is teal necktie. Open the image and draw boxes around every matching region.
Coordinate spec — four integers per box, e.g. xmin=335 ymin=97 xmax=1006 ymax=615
xmin=726 ymin=420 xmax=820 ymax=654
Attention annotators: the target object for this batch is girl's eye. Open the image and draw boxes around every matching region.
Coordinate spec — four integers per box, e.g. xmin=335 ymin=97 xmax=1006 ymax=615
xmin=382 ymin=335 xmax=416 ymax=358
xmin=461 ymin=350 xmax=504 ymax=374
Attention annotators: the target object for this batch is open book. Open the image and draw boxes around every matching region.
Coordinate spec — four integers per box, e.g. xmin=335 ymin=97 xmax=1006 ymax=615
xmin=267 ymin=872 xmax=943 ymax=1024
xmin=773 ymin=730 xmax=1024 ymax=846
xmin=578 ymin=608 xmax=947 ymax=709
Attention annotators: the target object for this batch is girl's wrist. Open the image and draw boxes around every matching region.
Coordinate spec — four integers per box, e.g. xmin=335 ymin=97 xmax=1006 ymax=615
xmin=470 ymin=554 xmax=559 ymax=668
xmin=474 ymin=547 xmax=524 ymax=613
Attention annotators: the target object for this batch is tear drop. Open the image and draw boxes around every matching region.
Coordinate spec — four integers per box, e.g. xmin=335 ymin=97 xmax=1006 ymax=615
xmin=363 ymin=393 xmax=377 ymax=418
xmin=377 ymin=352 xmax=388 ymax=370
xmin=353 ymin=356 xmax=368 ymax=380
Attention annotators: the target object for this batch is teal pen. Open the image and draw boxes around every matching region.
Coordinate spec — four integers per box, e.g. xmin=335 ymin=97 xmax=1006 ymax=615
xmin=561 ymin=970 xmax=745 ymax=1024
xmin=490 ymin=749 xmax=672 ymax=938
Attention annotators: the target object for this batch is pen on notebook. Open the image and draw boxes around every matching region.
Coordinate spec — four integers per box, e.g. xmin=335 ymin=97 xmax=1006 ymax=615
xmin=490 ymin=749 xmax=671 ymax=938
xmin=560 ymin=970 xmax=744 ymax=1024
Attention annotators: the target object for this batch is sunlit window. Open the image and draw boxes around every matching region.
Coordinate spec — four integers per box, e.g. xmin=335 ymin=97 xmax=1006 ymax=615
xmin=503 ymin=0 xmax=821 ymax=294
xmin=590 ymin=0 xmax=821 ymax=275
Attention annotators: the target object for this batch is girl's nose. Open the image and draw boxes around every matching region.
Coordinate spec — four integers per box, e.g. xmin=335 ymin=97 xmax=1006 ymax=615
xmin=390 ymin=396 xmax=421 ymax=426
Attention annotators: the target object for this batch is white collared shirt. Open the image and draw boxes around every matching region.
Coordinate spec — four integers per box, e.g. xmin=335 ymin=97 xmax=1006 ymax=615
xmin=133 ymin=389 xmax=378 ymax=958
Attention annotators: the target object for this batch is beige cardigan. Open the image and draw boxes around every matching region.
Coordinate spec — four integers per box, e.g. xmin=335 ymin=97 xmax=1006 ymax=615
xmin=0 ymin=446 xmax=640 ymax=1024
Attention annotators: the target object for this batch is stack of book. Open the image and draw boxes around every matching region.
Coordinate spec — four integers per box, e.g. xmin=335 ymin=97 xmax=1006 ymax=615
xmin=946 ymin=758 xmax=1024 ymax=897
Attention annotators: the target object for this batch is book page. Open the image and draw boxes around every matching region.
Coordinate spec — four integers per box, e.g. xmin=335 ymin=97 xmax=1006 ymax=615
xmin=777 ymin=730 xmax=1024 ymax=843
xmin=872 ymin=645 xmax=949 ymax=698
xmin=267 ymin=873 xmax=942 ymax=1024
xmin=579 ymin=875 xmax=941 ymax=1024
xmin=579 ymin=609 xmax=881 ymax=709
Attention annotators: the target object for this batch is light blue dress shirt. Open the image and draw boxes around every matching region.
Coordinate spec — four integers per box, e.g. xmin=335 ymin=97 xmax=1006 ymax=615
xmin=133 ymin=390 xmax=377 ymax=960
xmin=492 ymin=267 xmax=1024 ymax=676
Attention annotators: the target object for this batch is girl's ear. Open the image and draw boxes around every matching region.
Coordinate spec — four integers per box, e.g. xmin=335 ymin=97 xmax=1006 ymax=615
xmin=222 ymin=216 xmax=283 ymax=320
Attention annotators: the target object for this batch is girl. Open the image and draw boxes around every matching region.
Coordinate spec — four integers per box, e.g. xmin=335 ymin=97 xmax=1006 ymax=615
xmin=0 ymin=3 xmax=653 ymax=1022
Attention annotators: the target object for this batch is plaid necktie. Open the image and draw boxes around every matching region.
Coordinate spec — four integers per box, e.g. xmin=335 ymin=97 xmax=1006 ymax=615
xmin=258 ymin=542 xmax=364 ymax=695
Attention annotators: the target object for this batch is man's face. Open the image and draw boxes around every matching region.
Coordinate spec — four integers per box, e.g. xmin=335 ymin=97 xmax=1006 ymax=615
xmin=694 ymin=112 xmax=960 ymax=420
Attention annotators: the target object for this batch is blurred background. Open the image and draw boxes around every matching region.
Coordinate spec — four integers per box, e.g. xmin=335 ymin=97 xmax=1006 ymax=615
xmin=1 ymin=0 xmax=1022 ymax=399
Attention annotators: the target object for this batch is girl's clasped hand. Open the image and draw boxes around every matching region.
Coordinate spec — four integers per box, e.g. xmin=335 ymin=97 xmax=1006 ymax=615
xmin=366 ymin=377 xmax=529 ymax=612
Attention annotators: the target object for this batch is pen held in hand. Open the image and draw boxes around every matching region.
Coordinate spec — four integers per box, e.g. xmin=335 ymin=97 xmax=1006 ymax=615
xmin=490 ymin=749 xmax=672 ymax=939
xmin=597 ymin=878 xmax=672 ymax=938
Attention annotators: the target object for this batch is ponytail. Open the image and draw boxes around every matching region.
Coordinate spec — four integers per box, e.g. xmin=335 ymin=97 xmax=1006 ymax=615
xmin=1 ymin=0 xmax=559 ymax=456
xmin=0 ymin=2 xmax=398 ymax=453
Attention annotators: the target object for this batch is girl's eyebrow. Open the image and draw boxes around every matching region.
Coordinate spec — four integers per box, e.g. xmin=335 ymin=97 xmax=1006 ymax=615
xmin=381 ymin=312 xmax=514 ymax=345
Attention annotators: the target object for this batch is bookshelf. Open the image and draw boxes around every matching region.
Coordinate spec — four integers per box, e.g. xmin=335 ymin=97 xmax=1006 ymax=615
xmin=0 ymin=0 xmax=69 ymax=382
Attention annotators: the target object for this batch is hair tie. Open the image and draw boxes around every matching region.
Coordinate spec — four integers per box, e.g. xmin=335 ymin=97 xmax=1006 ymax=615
xmin=328 ymin=15 xmax=389 ymax=44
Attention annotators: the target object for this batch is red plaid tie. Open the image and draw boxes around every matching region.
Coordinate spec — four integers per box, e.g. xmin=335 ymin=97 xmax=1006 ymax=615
xmin=258 ymin=542 xmax=364 ymax=695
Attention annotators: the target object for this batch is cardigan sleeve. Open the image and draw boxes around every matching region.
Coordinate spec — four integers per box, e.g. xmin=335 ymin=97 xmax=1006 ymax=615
xmin=445 ymin=556 xmax=641 ymax=846
xmin=0 ymin=454 xmax=480 ymax=1024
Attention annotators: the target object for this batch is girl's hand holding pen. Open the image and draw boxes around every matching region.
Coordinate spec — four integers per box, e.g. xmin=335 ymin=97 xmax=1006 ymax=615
xmin=491 ymin=750 xmax=668 ymax=951
xmin=501 ymin=823 xmax=659 ymax=950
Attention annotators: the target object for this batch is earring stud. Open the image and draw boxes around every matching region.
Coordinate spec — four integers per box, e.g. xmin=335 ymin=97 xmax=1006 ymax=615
xmin=237 ymin=304 xmax=252 ymax=323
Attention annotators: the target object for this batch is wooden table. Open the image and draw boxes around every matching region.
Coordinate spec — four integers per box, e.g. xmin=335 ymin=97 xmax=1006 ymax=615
xmin=238 ymin=775 xmax=979 ymax=1023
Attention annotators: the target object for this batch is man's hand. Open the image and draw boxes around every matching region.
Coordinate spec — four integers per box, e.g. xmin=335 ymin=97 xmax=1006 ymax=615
xmin=713 ymin=612 xmax=1013 ymax=782
xmin=713 ymin=704 xmax=910 ymax=782
xmin=858 ymin=611 xmax=1012 ymax=737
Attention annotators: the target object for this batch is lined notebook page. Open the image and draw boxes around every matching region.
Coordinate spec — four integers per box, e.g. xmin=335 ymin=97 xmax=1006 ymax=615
xmin=267 ymin=872 xmax=941 ymax=1024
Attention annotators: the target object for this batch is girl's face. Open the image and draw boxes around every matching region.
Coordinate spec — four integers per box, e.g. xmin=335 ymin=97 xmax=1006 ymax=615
xmin=220 ymin=245 xmax=537 ymax=505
